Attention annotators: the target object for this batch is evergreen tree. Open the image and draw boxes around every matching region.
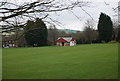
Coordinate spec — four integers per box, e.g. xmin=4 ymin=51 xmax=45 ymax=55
xmin=25 ymin=18 xmax=48 ymax=47
xmin=24 ymin=20 xmax=35 ymax=46
xmin=98 ymin=12 xmax=113 ymax=42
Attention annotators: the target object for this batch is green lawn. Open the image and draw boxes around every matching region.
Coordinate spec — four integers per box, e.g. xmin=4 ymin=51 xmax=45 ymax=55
xmin=3 ymin=43 xmax=118 ymax=79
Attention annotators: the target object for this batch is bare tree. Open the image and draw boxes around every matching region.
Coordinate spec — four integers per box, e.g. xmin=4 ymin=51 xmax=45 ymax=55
xmin=111 ymin=2 xmax=120 ymax=42
xmin=1 ymin=0 xmax=95 ymax=46
xmin=112 ymin=20 xmax=118 ymax=40
xmin=0 ymin=0 xmax=88 ymax=33
xmin=83 ymin=19 xmax=98 ymax=43
xmin=48 ymin=25 xmax=59 ymax=45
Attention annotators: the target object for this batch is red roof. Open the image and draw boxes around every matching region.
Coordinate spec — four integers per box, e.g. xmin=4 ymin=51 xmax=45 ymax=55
xmin=56 ymin=37 xmax=75 ymax=42
xmin=71 ymin=38 xmax=75 ymax=41
xmin=56 ymin=38 xmax=68 ymax=42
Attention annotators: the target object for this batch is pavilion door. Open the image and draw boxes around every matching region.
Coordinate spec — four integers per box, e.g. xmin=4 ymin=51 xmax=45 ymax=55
xmin=62 ymin=42 xmax=64 ymax=46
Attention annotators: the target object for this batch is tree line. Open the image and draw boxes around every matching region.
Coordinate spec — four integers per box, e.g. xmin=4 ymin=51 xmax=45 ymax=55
xmin=48 ymin=12 xmax=119 ymax=45
xmin=23 ymin=12 xmax=119 ymax=47
xmin=2 ymin=12 xmax=120 ymax=47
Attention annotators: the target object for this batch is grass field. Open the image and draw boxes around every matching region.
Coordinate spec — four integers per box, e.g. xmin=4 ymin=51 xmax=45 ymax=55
xmin=3 ymin=43 xmax=118 ymax=79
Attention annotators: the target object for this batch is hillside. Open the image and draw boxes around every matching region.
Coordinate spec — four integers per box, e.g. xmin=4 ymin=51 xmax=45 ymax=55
xmin=58 ymin=29 xmax=80 ymax=33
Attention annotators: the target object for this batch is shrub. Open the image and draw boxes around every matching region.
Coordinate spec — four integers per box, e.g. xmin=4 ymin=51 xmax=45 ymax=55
xmin=108 ymin=40 xmax=118 ymax=43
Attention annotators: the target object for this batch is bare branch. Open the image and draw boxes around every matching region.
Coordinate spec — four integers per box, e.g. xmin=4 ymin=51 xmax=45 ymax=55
xmin=0 ymin=0 xmax=89 ymax=34
xmin=80 ymin=6 xmax=94 ymax=21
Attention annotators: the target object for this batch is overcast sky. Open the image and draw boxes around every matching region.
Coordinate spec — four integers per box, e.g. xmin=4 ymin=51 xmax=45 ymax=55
xmin=49 ymin=0 xmax=119 ymax=31
xmin=0 ymin=0 xmax=119 ymax=31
